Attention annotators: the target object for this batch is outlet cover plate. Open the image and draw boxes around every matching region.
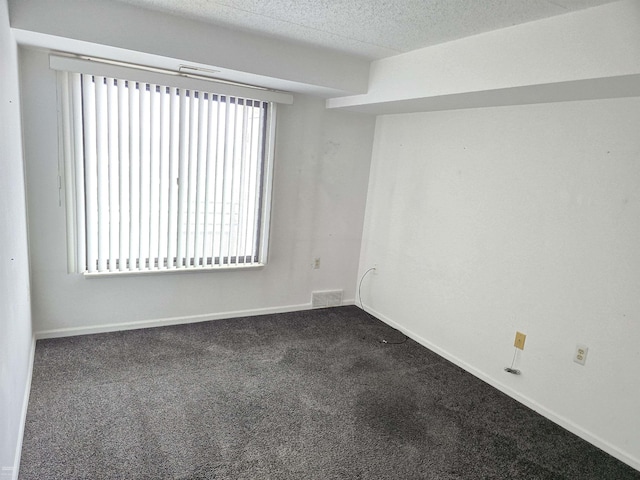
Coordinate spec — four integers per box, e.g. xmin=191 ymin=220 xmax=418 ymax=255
xmin=514 ymin=331 xmax=526 ymax=350
xmin=574 ymin=344 xmax=588 ymax=365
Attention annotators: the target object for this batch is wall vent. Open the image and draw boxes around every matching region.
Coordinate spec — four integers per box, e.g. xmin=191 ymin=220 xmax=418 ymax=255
xmin=312 ymin=290 xmax=343 ymax=308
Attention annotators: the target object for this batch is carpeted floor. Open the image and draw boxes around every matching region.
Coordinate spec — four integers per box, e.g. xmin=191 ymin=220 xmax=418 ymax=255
xmin=19 ymin=306 xmax=640 ymax=479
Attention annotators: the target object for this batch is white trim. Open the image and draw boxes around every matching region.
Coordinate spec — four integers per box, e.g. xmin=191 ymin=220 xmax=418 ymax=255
xmin=258 ymin=103 xmax=277 ymax=264
xmin=360 ymin=303 xmax=640 ymax=473
xmin=11 ymin=336 xmax=36 ymax=480
xmin=35 ymin=303 xmax=311 ymax=339
xmin=82 ymin=263 xmax=266 ymax=278
xmin=49 ymin=55 xmax=293 ymax=105
xmin=36 ymin=300 xmax=357 ymax=339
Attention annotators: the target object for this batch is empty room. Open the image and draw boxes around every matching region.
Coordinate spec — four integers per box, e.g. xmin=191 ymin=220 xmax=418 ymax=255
xmin=1 ymin=0 xmax=640 ymax=478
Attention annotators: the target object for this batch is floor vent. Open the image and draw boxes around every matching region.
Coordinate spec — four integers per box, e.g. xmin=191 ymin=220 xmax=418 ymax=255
xmin=312 ymin=290 xmax=343 ymax=308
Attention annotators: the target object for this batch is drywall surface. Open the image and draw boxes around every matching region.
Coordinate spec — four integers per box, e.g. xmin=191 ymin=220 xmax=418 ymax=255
xmin=358 ymin=98 xmax=640 ymax=469
xmin=19 ymin=47 xmax=375 ymax=335
xmin=0 ymin=0 xmax=33 ymax=478
xmin=8 ymin=0 xmax=369 ymax=96
xmin=371 ymin=0 xmax=640 ymax=96
xmin=327 ymin=0 xmax=640 ymax=111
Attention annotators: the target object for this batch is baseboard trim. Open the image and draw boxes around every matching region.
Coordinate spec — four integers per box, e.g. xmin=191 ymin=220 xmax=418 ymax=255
xmin=362 ymin=303 xmax=640 ymax=473
xmin=35 ymin=303 xmax=321 ymax=339
xmin=11 ymin=335 xmax=36 ymax=480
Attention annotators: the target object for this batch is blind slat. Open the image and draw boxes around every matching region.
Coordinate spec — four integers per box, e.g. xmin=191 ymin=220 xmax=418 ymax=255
xmin=158 ymin=86 xmax=169 ymax=268
xmin=72 ymin=73 xmax=87 ymax=272
xmin=194 ymin=92 xmax=208 ymax=267
xmin=117 ymin=80 xmax=129 ymax=271
xmin=202 ymin=94 xmax=215 ymax=264
xmin=211 ymin=98 xmax=224 ymax=266
xmin=129 ymin=80 xmax=140 ymax=270
xmin=185 ymin=92 xmax=199 ymax=265
xmin=149 ymin=84 xmax=160 ymax=268
xmin=235 ymin=101 xmax=249 ymax=263
xmin=82 ymin=75 xmax=98 ymax=273
xmin=106 ymin=78 xmax=119 ymax=272
xmin=95 ymin=76 xmax=109 ymax=272
xmin=138 ymin=83 xmax=150 ymax=269
xmin=176 ymin=88 xmax=189 ymax=268
xmin=219 ymin=98 xmax=231 ymax=266
xmin=229 ymin=99 xmax=240 ymax=263
xmin=167 ymin=87 xmax=179 ymax=268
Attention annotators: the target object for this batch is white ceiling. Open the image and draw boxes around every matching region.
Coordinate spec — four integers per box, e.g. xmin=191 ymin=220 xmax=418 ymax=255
xmin=111 ymin=0 xmax=617 ymax=60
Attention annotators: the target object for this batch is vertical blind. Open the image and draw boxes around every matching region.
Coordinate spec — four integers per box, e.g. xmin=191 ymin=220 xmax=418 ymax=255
xmin=60 ymin=71 xmax=274 ymax=274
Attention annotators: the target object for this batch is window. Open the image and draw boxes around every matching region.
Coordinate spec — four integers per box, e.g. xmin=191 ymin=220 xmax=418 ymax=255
xmin=53 ymin=56 xmax=291 ymax=275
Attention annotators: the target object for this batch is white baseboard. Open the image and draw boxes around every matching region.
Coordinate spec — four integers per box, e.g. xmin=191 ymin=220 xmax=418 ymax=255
xmin=35 ymin=299 xmax=358 ymax=339
xmin=35 ymin=303 xmax=319 ymax=339
xmin=362 ymin=303 xmax=640 ymax=473
xmin=11 ymin=335 xmax=36 ymax=480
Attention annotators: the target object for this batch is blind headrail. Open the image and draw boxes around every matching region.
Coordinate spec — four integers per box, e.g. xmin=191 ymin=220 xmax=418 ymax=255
xmin=49 ymin=54 xmax=294 ymax=105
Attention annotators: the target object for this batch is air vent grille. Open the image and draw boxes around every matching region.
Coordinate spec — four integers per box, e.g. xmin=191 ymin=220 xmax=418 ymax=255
xmin=311 ymin=290 xmax=343 ymax=308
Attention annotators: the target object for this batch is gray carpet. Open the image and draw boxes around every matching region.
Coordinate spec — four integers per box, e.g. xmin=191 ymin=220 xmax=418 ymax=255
xmin=20 ymin=306 xmax=640 ymax=479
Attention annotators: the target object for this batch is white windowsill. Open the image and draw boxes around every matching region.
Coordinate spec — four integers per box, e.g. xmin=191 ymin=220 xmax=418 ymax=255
xmin=82 ymin=263 xmax=266 ymax=278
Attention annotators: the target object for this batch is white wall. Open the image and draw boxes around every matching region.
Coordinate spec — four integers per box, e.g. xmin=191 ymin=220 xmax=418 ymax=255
xmin=358 ymin=98 xmax=640 ymax=469
xmin=20 ymin=47 xmax=375 ymax=336
xmin=0 ymin=0 xmax=34 ymax=478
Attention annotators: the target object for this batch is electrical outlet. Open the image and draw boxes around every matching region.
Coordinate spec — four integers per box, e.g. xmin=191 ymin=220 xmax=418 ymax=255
xmin=313 ymin=258 xmax=321 ymax=269
xmin=514 ymin=332 xmax=526 ymax=350
xmin=574 ymin=344 xmax=588 ymax=365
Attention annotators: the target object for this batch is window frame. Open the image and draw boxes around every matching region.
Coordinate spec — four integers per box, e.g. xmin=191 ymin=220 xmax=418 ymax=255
xmin=52 ymin=55 xmax=288 ymax=276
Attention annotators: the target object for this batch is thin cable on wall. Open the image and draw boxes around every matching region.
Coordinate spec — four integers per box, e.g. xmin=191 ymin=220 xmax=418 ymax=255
xmin=358 ymin=267 xmax=376 ymax=309
xmin=357 ymin=267 xmax=408 ymax=345
xmin=504 ymin=347 xmax=521 ymax=375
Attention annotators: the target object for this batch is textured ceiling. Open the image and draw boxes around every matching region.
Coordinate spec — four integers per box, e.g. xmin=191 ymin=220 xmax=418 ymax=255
xmin=112 ymin=0 xmax=617 ymax=59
